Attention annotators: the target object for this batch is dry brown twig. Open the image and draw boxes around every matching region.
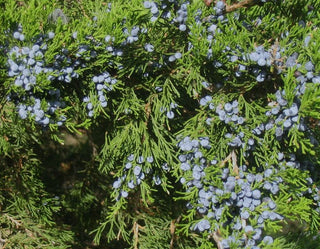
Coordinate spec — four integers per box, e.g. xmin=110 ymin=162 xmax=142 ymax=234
xmin=4 ymin=213 xmax=21 ymax=228
xmin=133 ymin=221 xmax=139 ymax=249
xmin=211 ymin=230 xmax=223 ymax=249
xmin=225 ymin=0 xmax=259 ymax=12
xmin=170 ymin=216 xmax=181 ymax=249
xmin=219 ymin=151 xmax=232 ymax=167
xmin=231 ymin=149 xmax=239 ymax=175
xmin=76 ymin=0 xmax=90 ymax=19
xmin=133 ymin=221 xmax=145 ymax=249
xmin=204 ymin=0 xmax=263 ymax=12
xmin=219 ymin=150 xmax=239 ymax=176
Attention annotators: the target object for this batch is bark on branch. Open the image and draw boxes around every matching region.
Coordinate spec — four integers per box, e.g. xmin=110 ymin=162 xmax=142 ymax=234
xmin=225 ymin=0 xmax=260 ymax=13
xmin=204 ymin=0 xmax=264 ymax=13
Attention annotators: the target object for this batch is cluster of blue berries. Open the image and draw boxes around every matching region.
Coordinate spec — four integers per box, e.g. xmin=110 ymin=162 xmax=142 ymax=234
xmin=47 ymin=48 xmax=81 ymax=83
xmin=199 ymin=97 xmax=245 ymax=126
xmin=205 ymin=2 xmax=228 ymax=59
xmin=143 ymin=0 xmax=173 ymax=22
xmin=83 ymin=72 xmax=118 ymax=117
xmin=143 ymin=1 xmax=160 ymax=22
xmin=176 ymin=135 xmax=284 ymax=248
xmin=225 ymin=44 xmax=283 ymax=83
xmin=276 ymin=153 xmax=320 ymax=214
xmin=225 ymin=131 xmax=246 ymax=148
xmin=8 ymin=42 xmax=47 ymax=91
xmin=12 ymin=25 xmax=25 ymax=41
xmin=143 ymin=0 xmax=193 ymax=31
xmin=244 ymin=44 xmax=320 ymax=86
xmin=209 ymin=42 xmax=283 ymax=85
xmin=7 ymin=29 xmax=69 ymax=126
xmin=174 ymin=3 xmax=188 ymax=32
xmin=17 ymin=95 xmax=65 ymax=126
xmin=214 ymin=1 xmax=226 ymax=21
xmin=295 ymin=60 xmax=320 ymax=89
xmin=104 ymin=35 xmax=124 ymax=57
xmin=281 ymin=153 xmax=320 ymax=214
xmin=168 ymin=51 xmax=182 ymax=62
xmin=112 ymin=154 xmax=163 ymax=200
xmin=248 ymin=45 xmax=273 ymax=67
xmin=311 ymin=185 xmax=320 ymax=213
xmin=265 ymin=90 xmax=304 ymax=139
xmin=216 ymin=100 xmax=245 ymax=125
xmin=7 ymin=24 xmax=127 ymax=125
xmin=124 ymin=26 xmax=141 ymax=45
xmin=160 ymin=102 xmax=178 ymax=119
xmin=247 ymin=45 xmax=282 ymax=82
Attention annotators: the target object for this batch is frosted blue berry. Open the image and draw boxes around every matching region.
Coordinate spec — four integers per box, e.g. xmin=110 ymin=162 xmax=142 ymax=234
xmin=41 ymin=117 xmax=50 ymax=125
xmin=144 ymin=1 xmax=152 ymax=8
xmin=262 ymin=236 xmax=274 ymax=245
xmin=125 ymin=162 xmax=132 ymax=169
xmin=153 ymin=175 xmax=162 ymax=185
xmin=151 ymin=6 xmax=158 ymax=14
xmin=263 ymin=181 xmax=272 ymax=190
xmin=174 ymin=52 xmax=182 ymax=59
xmin=195 ymin=219 xmax=210 ymax=232
xmin=127 ymin=154 xmax=134 ymax=161
xmin=241 ymin=210 xmax=250 ymax=219
xmin=283 ymin=119 xmax=292 ymax=128
xmin=18 ymin=108 xmax=28 ymax=119
xmin=137 ymin=156 xmax=144 ymax=164
xmin=128 ymin=180 xmax=135 ymax=189
xmin=19 ymin=33 xmax=25 ymax=41
xmin=13 ymin=31 xmax=21 ymax=39
xmin=113 ymin=178 xmax=122 ymax=189
xmin=121 ymin=190 xmax=128 ymax=198
xmin=305 ymin=61 xmax=314 ymax=71
xmin=199 ymin=137 xmax=210 ymax=147
xmin=134 ymin=166 xmax=142 ymax=175
xmin=179 ymin=24 xmax=187 ymax=31
xmin=268 ymin=201 xmax=276 ymax=209
xmin=180 ymin=162 xmax=190 ymax=171
xmin=147 ymin=156 xmax=154 ymax=163
xmin=245 ymin=225 xmax=254 ymax=233
xmin=48 ymin=32 xmax=55 ymax=39
xmin=252 ymin=189 xmax=261 ymax=199
xmin=166 ymin=111 xmax=175 ymax=119
xmin=270 ymin=184 xmax=279 ymax=194
xmin=144 ymin=43 xmax=154 ymax=52
xmin=216 ymin=1 xmax=225 ymax=10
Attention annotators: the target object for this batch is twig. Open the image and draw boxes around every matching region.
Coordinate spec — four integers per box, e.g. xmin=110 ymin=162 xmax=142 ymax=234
xmin=170 ymin=216 xmax=181 ymax=249
xmin=117 ymin=229 xmax=121 ymax=240
xmin=241 ymin=218 xmax=248 ymax=244
xmin=231 ymin=150 xmax=239 ymax=175
xmin=133 ymin=221 xmax=139 ymax=249
xmin=203 ymin=0 xmax=214 ymax=7
xmin=204 ymin=0 xmax=263 ymax=13
xmin=4 ymin=214 xmax=21 ymax=228
xmin=219 ymin=152 xmax=232 ymax=167
xmin=211 ymin=230 xmax=223 ymax=249
xmin=76 ymin=0 xmax=90 ymax=19
xmin=225 ymin=0 xmax=259 ymax=12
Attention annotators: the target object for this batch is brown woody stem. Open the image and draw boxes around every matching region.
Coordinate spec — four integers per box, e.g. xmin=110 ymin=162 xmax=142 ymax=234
xmin=204 ymin=0 xmax=261 ymax=12
xmin=225 ymin=0 xmax=260 ymax=12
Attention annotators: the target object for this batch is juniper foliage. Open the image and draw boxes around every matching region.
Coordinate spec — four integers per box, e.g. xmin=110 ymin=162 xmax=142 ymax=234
xmin=1 ymin=0 xmax=320 ymax=248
